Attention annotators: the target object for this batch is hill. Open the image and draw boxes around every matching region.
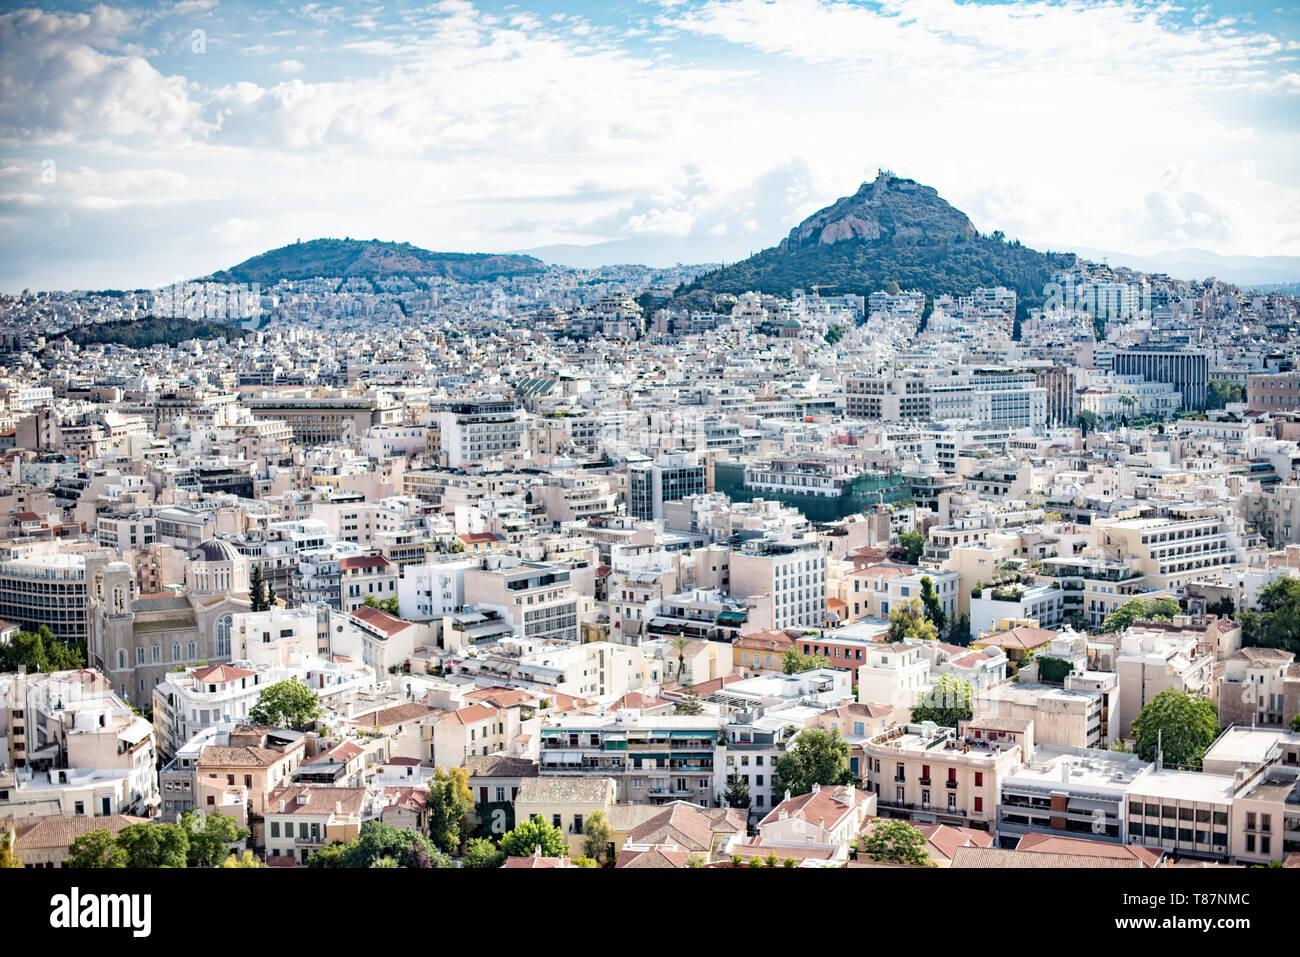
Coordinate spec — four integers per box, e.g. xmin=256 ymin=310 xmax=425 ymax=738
xmin=56 ymin=316 xmax=252 ymax=348
xmin=208 ymin=238 xmax=546 ymax=284
xmin=677 ymin=172 xmax=1075 ymax=311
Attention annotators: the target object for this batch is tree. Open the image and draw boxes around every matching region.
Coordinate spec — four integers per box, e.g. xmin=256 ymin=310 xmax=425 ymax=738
xmin=65 ymin=829 xmax=127 ymax=868
xmin=919 ymin=575 xmax=946 ymax=633
xmin=772 ymin=727 xmax=854 ymax=799
xmin=1075 ymin=409 xmax=1101 ymax=436
xmin=896 ymin=530 xmax=925 ymax=565
xmin=1291 ymin=714 xmax=1300 ymax=733
xmin=676 ymin=684 xmax=703 ymax=715
xmin=362 ymin=593 xmax=400 ymax=615
xmin=948 ymin=613 xmax=971 ymax=647
xmin=886 ymin=598 xmax=938 ymax=643
xmin=182 ymin=810 xmax=249 ymax=867
xmin=858 ymin=819 xmax=931 ymax=866
xmin=248 ymin=679 xmax=321 ymax=730
xmin=782 ymin=646 xmax=829 ymax=674
xmin=116 ymin=822 xmax=189 ymax=868
xmin=499 ymin=815 xmax=568 ymax=858
xmin=0 ymin=829 xmax=22 ymax=868
xmin=724 ymin=772 xmax=751 ymax=809
xmin=248 ymin=563 xmax=268 ymax=612
xmin=1205 ymin=596 xmax=1236 ymax=619
xmin=910 ymin=673 xmax=973 ymax=727
xmin=685 ymin=854 xmax=706 ymax=868
xmin=463 ymin=837 xmax=505 ymax=869
xmin=1100 ymin=596 xmax=1181 ymax=633
xmin=1241 ymin=577 xmax=1300 ymax=656
xmin=0 ymin=625 xmax=86 ymax=673
xmin=427 ymin=765 xmax=474 ymax=854
xmin=572 ymin=855 xmax=599 ymax=868
xmin=1206 ymin=380 xmax=1245 ymax=410
xmin=307 ymin=842 xmax=347 ymax=868
xmin=1130 ymin=690 xmax=1221 ymax=768
xmin=669 ymin=635 xmax=691 ymax=683
xmin=582 ymin=810 xmax=614 ymax=867
xmin=220 ymin=850 xmax=263 ymax=868
xmin=338 ymin=820 xmax=450 ymax=868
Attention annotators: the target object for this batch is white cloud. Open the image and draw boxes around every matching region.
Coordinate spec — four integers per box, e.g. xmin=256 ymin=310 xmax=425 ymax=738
xmin=1 ymin=0 xmax=1298 ymax=289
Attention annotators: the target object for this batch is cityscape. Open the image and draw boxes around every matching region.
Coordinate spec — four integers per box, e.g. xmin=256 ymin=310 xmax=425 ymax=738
xmin=1 ymin=0 xmax=1299 ymax=924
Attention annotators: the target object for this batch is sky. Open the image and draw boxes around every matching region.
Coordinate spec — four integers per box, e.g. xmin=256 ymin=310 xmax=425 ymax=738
xmin=1 ymin=0 xmax=1299 ymax=291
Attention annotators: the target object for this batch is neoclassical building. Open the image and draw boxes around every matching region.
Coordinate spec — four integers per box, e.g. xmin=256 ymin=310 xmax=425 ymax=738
xmin=90 ymin=540 xmax=252 ymax=709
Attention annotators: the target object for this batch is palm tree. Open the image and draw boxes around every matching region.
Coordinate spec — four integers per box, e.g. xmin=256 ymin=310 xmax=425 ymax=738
xmin=669 ymin=635 xmax=690 ymax=685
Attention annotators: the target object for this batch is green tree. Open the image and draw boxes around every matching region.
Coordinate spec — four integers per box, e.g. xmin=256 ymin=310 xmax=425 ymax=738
xmin=772 ymin=727 xmax=855 ymax=798
xmin=886 ymin=598 xmax=938 ymax=643
xmin=948 ymin=613 xmax=971 ymax=647
xmin=1291 ymin=714 xmax=1300 ymax=733
xmin=685 ymin=854 xmax=706 ymax=868
xmin=669 ymin=635 xmax=691 ymax=683
xmin=1241 ymin=577 xmax=1300 ymax=656
xmin=1206 ymin=380 xmax=1245 ymax=410
xmin=676 ymin=683 xmax=704 ymax=715
xmin=248 ymin=563 xmax=268 ymax=612
xmin=463 ymin=837 xmax=505 ymax=869
xmin=306 ymin=842 xmax=347 ymax=868
xmin=362 ymin=593 xmax=400 ymax=615
xmin=909 ymin=673 xmax=974 ymax=727
xmin=64 ymin=829 xmax=127 ymax=868
xmin=339 ymin=820 xmax=450 ymax=868
xmin=1205 ymin=596 xmax=1236 ymax=619
xmin=0 ymin=625 xmax=86 ymax=673
xmin=919 ymin=575 xmax=946 ymax=633
xmin=858 ymin=820 xmax=932 ymax=866
xmin=1130 ymin=690 xmax=1221 ymax=768
xmin=499 ymin=815 xmax=568 ymax=858
xmin=1100 ymin=596 xmax=1181 ymax=633
xmin=182 ymin=810 xmax=249 ymax=867
xmin=582 ymin=810 xmax=615 ymax=867
xmin=1075 ymin=409 xmax=1101 ymax=436
xmin=0 ymin=829 xmax=21 ymax=868
xmin=896 ymin=530 xmax=926 ymax=565
xmin=248 ymin=679 xmax=321 ymax=730
xmin=116 ymin=822 xmax=190 ymax=868
xmin=220 ymin=850 xmax=264 ymax=868
xmin=724 ymin=772 xmax=751 ymax=809
xmin=427 ymin=765 xmax=474 ymax=854
xmin=782 ymin=645 xmax=830 ymax=674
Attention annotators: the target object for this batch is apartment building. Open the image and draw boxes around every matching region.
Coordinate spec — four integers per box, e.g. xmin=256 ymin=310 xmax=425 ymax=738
xmin=1124 ymin=768 xmax=1236 ymax=859
xmin=464 ymin=556 xmax=579 ymax=643
xmin=438 ymin=398 xmax=529 ymax=467
xmin=996 ymin=746 xmax=1153 ymax=848
xmin=863 ymin=719 xmax=1023 ymax=832
xmin=628 ymin=455 xmax=707 ymax=521
xmin=538 ymin=711 xmax=722 ymax=805
xmin=1114 ymin=629 xmax=1215 ymax=738
xmin=1217 ymin=647 xmax=1300 ymax=729
xmin=264 ymin=784 xmax=367 ymax=865
xmin=730 ymin=536 xmax=826 ymax=630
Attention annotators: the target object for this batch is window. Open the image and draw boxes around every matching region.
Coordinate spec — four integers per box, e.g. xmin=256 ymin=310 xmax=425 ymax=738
xmin=552 ymin=815 xmax=562 ymax=829
xmin=270 ymin=822 xmax=280 ymax=838
xmin=974 ymin=797 xmax=983 ymax=813
xmin=74 ymin=801 xmax=84 ymax=816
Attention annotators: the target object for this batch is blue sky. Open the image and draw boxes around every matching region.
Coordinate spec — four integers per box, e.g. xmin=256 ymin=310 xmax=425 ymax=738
xmin=1 ymin=0 xmax=1298 ymax=290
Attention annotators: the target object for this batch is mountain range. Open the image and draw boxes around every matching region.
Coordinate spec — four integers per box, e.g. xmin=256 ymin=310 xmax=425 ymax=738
xmin=198 ymin=179 xmax=1300 ymax=297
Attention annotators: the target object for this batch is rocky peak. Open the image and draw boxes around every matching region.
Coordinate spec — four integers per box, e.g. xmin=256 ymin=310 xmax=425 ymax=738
xmin=780 ymin=171 xmax=976 ymax=250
